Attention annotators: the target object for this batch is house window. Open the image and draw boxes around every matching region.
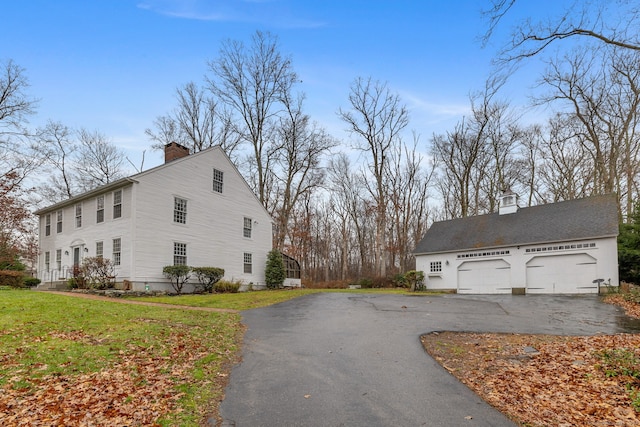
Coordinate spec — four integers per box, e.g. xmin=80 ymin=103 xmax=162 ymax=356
xmin=96 ymin=195 xmax=104 ymax=223
xmin=243 ymin=217 xmax=252 ymax=238
xmin=96 ymin=241 xmax=103 ymax=259
xmin=45 ymin=214 xmax=51 ymax=236
xmin=75 ymin=203 xmax=82 ymax=228
xmin=174 ymin=197 xmax=187 ymax=224
xmin=44 ymin=251 xmax=50 ymax=271
xmin=113 ymin=190 xmax=122 ymax=219
xmin=56 ymin=210 xmax=63 ymax=233
xmin=243 ymin=252 xmax=252 ymax=274
xmin=213 ymin=168 xmax=224 ymax=193
xmin=430 ymin=261 xmax=442 ymax=273
xmin=174 ymin=242 xmax=187 ymax=266
xmin=112 ymin=238 xmax=121 ymax=266
xmin=55 ymin=249 xmax=62 ymax=271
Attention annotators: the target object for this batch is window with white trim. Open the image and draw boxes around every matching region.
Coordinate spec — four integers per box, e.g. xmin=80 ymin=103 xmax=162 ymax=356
xmin=44 ymin=251 xmax=50 ymax=271
xmin=213 ymin=168 xmax=224 ymax=193
xmin=174 ymin=242 xmax=187 ymax=266
xmin=56 ymin=210 xmax=63 ymax=233
xmin=96 ymin=241 xmax=103 ymax=259
xmin=243 ymin=252 xmax=252 ymax=274
xmin=112 ymin=238 xmax=121 ymax=266
xmin=55 ymin=249 xmax=61 ymax=271
xmin=75 ymin=203 xmax=82 ymax=228
xmin=113 ymin=190 xmax=122 ymax=219
xmin=96 ymin=195 xmax=104 ymax=223
xmin=430 ymin=261 xmax=442 ymax=273
xmin=243 ymin=217 xmax=252 ymax=238
xmin=45 ymin=214 xmax=51 ymax=236
xmin=174 ymin=197 xmax=187 ymax=224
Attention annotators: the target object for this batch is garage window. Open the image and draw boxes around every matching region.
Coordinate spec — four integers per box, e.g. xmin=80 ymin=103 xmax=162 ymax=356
xmin=430 ymin=261 xmax=442 ymax=273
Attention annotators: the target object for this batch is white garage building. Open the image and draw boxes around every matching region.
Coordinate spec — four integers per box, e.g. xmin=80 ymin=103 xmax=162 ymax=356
xmin=413 ymin=192 xmax=619 ymax=294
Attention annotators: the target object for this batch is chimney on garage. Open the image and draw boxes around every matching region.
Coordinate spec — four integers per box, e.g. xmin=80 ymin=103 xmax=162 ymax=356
xmin=164 ymin=142 xmax=190 ymax=163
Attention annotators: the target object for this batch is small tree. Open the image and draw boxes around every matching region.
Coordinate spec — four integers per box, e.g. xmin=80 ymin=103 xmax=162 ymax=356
xmin=162 ymin=265 xmax=191 ymax=295
xmin=404 ymin=270 xmax=425 ymax=292
xmin=619 ymin=201 xmax=640 ymax=285
xmin=265 ymin=249 xmax=285 ymax=289
xmin=192 ymin=267 xmax=225 ymax=293
xmin=82 ymin=257 xmax=116 ymax=290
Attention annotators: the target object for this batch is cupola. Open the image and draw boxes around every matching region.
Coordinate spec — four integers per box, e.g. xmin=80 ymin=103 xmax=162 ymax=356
xmin=498 ymin=188 xmax=519 ymax=215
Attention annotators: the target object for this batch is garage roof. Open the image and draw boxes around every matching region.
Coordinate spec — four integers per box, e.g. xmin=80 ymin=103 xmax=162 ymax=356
xmin=413 ymin=194 xmax=619 ymax=254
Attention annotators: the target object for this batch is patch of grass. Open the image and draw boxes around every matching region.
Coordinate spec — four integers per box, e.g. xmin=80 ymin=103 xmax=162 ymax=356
xmin=129 ymin=287 xmax=411 ymax=310
xmin=0 ymin=289 xmax=242 ymax=426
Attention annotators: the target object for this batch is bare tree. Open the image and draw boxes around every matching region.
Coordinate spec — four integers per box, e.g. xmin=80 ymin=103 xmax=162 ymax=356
xmin=536 ymin=46 xmax=640 ymax=218
xmin=0 ymin=59 xmax=40 ymax=191
xmin=386 ymin=134 xmax=433 ymax=272
xmin=338 ymin=77 xmax=409 ymax=277
xmin=75 ymin=129 xmax=126 ymax=192
xmin=207 ymin=30 xmax=298 ymax=207
xmin=146 ymin=81 xmax=241 ymax=160
xmin=35 ymin=120 xmax=77 ymax=201
xmin=273 ymin=92 xmax=337 ymax=250
xmin=483 ymin=0 xmax=640 ymax=65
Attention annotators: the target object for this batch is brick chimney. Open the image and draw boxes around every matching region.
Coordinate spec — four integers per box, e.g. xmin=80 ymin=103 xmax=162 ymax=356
xmin=164 ymin=142 xmax=190 ymax=163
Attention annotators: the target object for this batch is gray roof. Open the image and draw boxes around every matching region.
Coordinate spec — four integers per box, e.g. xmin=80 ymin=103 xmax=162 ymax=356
xmin=413 ymin=194 xmax=619 ymax=254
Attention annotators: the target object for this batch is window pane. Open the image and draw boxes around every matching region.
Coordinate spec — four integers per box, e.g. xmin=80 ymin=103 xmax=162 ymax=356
xmin=112 ymin=238 xmax=121 ymax=265
xmin=97 ymin=195 xmax=104 ymax=223
xmin=113 ymin=190 xmax=122 ymax=219
xmin=243 ymin=252 xmax=252 ymax=274
xmin=213 ymin=169 xmax=224 ymax=193
xmin=174 ymin=197 xmax=187 ymax=224
xmin=243 ymin=217 xmax=252 ymax=238
xmin=174 ymin=242 xmax=187 ymax=265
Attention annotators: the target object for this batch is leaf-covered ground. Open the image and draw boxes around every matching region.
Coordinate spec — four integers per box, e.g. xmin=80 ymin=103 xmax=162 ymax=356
xmin=422 ymin=298 xmax=640 ymax=427
xmin=0 ymin=291 xmax=243 ymax=426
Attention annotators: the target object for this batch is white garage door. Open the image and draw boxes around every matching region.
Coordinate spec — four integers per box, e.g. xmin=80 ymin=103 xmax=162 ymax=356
xmin=457 ymin=260 xmax=511 ymax=294
xmin=526 ymin=254 xmax=598 ymax=294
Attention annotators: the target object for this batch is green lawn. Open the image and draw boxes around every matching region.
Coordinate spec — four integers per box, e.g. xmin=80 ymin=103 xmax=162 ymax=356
xmin=0 ymin=287 xmax=414 ymax=425
xmin=129 ymin=287 xmax=413 ymax=310
xmin=0 ymin=289 xmax=242 ymax=426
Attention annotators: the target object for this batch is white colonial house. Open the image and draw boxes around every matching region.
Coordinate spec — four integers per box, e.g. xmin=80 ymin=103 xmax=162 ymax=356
xmin=35 ymin=143 xmax=301 ymax=292
xmin=413 ymin=191 xmax=619 ymax=294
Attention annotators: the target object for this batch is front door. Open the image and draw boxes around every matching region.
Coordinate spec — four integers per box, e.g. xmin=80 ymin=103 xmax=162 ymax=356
xmin=73 ymin=247 xmax=81 ymax=267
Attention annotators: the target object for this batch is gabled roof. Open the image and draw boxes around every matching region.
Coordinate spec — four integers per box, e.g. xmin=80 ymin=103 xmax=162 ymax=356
xmin=413 ymin=194 xmax=619 ymax=255
xmin=34 ymin=145 xmax=272 ymax=221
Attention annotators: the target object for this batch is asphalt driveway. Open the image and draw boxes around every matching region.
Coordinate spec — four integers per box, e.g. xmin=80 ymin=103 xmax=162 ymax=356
xmin=217 ymin=293 xmax=640 ymax=427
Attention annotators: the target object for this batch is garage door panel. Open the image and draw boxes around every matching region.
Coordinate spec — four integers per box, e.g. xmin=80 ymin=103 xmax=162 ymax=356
xmin=526 ymin=254 xmax=598 ymax=294
xmin=458 ymin=260 xmax=511 ymax=294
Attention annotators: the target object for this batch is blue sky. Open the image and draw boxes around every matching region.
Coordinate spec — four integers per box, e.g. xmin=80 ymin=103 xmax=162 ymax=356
xmin=4 ymin=0 xmax=557 ymax=169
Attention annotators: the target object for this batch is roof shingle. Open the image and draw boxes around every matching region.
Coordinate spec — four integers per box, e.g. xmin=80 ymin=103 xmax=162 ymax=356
xmin=413 ymin=194 xmax=619 ymax=254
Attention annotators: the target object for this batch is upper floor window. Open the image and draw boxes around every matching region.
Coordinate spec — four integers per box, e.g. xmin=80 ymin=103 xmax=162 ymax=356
xmin=243 ymin=217 xmax=252 ymax=238
xmin=75 ymin=203 xmax=82 ymax=228
xmin=174 ymin=197 xmax=187 ymax=224
xmin=113 ymin=190 xmax=122 ymax=219
xmin=112 ymin=238 xmax=121 ymax=266
xmin=96 ymin=195 xmax=105 ymax=223
xmin=45 ymin=214 xmax=51 ymax=236
xmin=213 ymin=168 xmax=224 ymax=193
xmin=430 ymin=261 xmax=442 ymax=273
xmin=174 ymin=242 xmax=187 ymax=266
xmin=56 ymin=210 xmax=63 ymax=233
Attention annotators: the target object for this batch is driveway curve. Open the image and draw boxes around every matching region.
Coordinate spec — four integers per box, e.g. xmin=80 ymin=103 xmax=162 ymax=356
xmin=218 ymin=293 xmax=639 ymax=427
